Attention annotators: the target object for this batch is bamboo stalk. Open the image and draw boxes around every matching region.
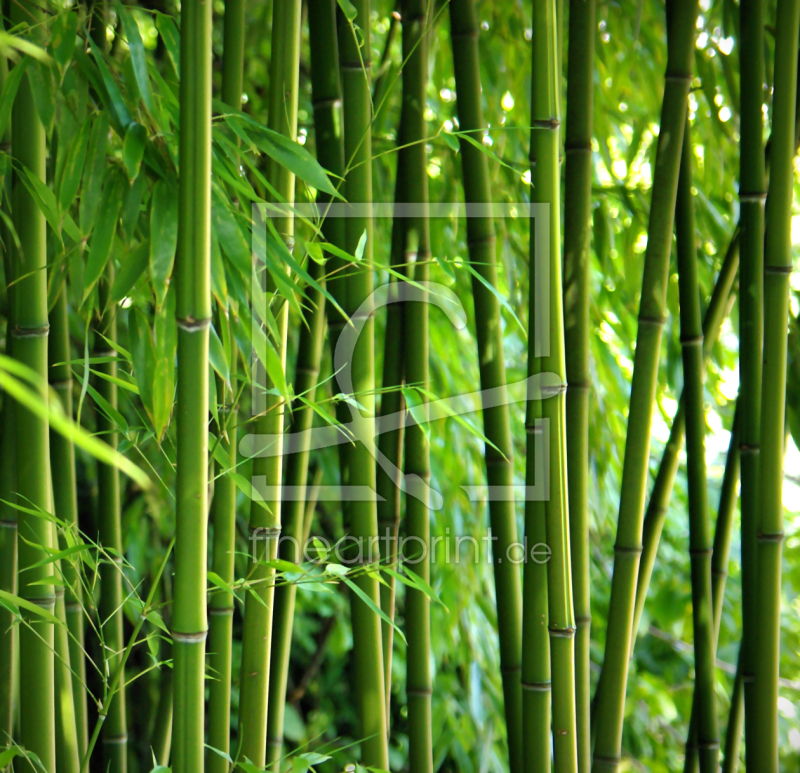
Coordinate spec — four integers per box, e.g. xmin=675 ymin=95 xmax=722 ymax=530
xmin=150 ymin=666 xmax=173 ymax=766
xmin=172 ymin=0 xmax=213 ymax=768
xmin=53 ymin=589 xmax=81 ymax=773
xmin=237 ymin=0 xmax=301 ymax=765
xmin=528 ymin=2 xmax=577 ymax=772
xmin=591 ymin=5 xmax=698 ymax=770
xmin=11 ymin=0 xmax=56 ymax=766
xmin=337 ymin=1 xmax=390 ymax=765
xmin=562 ymin=1 xmax=595 ymax=769
xmin=721 ymin=650 xmax=744 ymax=773
xmin=684 ymin=410 xmax=740 ymax=773
xmin=448 ymin=2 xmax=524 ymax=766
xmin=630 ymin=234 xmax=739 ymax=644
xmin=94 ymin=265 xmax=127 ymax=773
xmin=675 ymin=118 xmax=718 ymax=773
xmin=754 ymin=0 xmax=800 ymax=768
xmin=206 ymin=0 xmax=245 ymax=765
xmin=264 ymin=1 xmax=341 ymax=759
xmin=266 ymin=260 xmax=327 ymax=767
xmin=737 ymin=2 xmax=766 ymax=766
xmin=399 ymin=2 xmax=433 ymax=770
xmin=0 ymin=34 xmax=16 ymax=750
xmin=49 ymin=287 xmax=89 ymax=761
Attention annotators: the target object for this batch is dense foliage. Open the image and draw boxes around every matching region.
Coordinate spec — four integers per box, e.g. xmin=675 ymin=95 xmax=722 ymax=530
xmin=0 ymin=0 xmax=798 ymax=772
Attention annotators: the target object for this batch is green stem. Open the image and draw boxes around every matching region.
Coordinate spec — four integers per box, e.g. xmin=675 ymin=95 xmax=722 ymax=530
xmin=737 ymin=2 xmax=766 ymax=766
xmin=172 ymin=0 xmax=213 ymax=769
xmin=337 ymin=1 xmax=390 ymax=765
xmin=591 ymin=5 xmax=698 ymax=770
xmin=675 ymin=118 xmax=718 ymax=773
xmin=12 ymin=0 xmax=56 ymax=765
xmin=754 ymin=1 xmax=800 ymax=768
xmin=399 ymin=2 xmax=433 ymax=770
xmin=49 ymin=287 xmax=88 ymax=763
xmin=528 ymin=2 xmax=577 ymax=772
xmin=150 ymin=664 xmax=173 ymax=766
xmin=237 ymin=0 xmax=301 ymax=766
xmin=266 ymin=259 xmax=326 ymax=767
xmin=95 ymin=266 xmax=127 ymax=772
xmin=562 ymin=1 xmax=595 ymax=770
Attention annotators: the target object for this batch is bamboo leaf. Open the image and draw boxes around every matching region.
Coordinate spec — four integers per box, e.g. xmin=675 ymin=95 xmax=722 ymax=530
xmin=109 ymin=240 xmax=150 ymax=306
xmin=155 ymin=14 xmax=181 ymax=76
xmin=58 ymin=118 xmax=91 ymax=213
xmin=88 ymin=36 xmax=132 ymax=131
xmin=0 ymin=590 xmax=61 ymax=626
xmin=83 ymin=171 xmax=125 ymax=301
xmin=149 ymin=179 xmax=179 ymax=307
xmin=120 ymin=5 xmax=155 ymax=113
xmin=341 ymin=575 xmax=406 ymax=644
xmin=80 ymin=112 xmax=110 ymax=235
xmin=123 ymin=121 xmax=147 ymax=181
xmin=0 ymin=57 xmax=29 ymax=140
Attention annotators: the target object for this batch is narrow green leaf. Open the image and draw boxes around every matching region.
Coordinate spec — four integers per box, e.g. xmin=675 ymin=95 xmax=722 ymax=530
xmin=109 ymin=240 xmax=150 ymax=306
xmin=88 ymin=36 xmax=132 ymax=130
xmin=342 ymin=576 xmax=406 ymax=644
xmin=58 ymin=118 xmax=91 ymax=213
xmin=83 ymin=171 xmax=125 ymax=301
xmin=80 ymin=112 xmax=110 ymax=236
xmin=120 ymin=5 xmax=154 ymax=113
xmin=0 ymin=58 xmax=29 ymax=140
xmin=149 ymin=179 xmax=178 ymax=308
xmin=155 ymin=14 xmax=180 ymax=76
xmin=123 ymin=121 xmax=147 ymax=181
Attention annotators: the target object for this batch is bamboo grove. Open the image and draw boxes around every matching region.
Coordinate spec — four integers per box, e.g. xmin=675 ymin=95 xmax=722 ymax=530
xmin=0 ymin=0 xmax=799 ymax=771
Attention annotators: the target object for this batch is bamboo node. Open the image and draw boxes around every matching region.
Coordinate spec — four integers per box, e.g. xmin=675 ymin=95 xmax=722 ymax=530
xmin=24 ymin=596 xmax=56 ymax=608
xmin=680 ymin=334 xmax=704 ymax=347
xmin=54 ymin=587 xmax=66 ymax=598
xmin=12 ymin=324 xmax=50 ymax=339
xmin=341 ymin=60 xmax=373 ymax=70
xmin=564 ymin=142 xmax=592 ymax=153
xmin=524 ymin=423 xmax=543 ymax=435
xmin=407 ymin=687 xmax=433 ymax=696
xmin=742 ymin=672 xmax=755 ymax=683
xmin=637 ymin=314 xmax=667 ymax=327
xmin=764 ymin=264 xmax=793 ymax=275
xmin=567 ymin=381 xmax=591 ymax=392
xmin=758 ymin=531 xmax=784 ymax=543
xmin=209 ymin=607 xmax=234 ymax=616
xmin=664 ymin=74 xmax=692 ymax=83
xmin=0 ymin=519 xmax=16 ymax=529
xmin=532 ymin=118 xmax=560 ymax=130
xmin=176 ymin=316 xmax=211 ymax=332
xmin=65 ymin=601 xmax=82 ymax=610
xmin=171 ymin=629 xmax=209 ymax=643
xmin=500 ymin=664 xmax=521 ymax=673
xmin=50 ymin=378 xmax=73 ymax=389
xmin=521 ymin=680 xmax=551 ymax=692
xmin=575 ymin=615 xmax=592 ymax=625
xmin=312 ymin=97 xmax=342 ymax=109
xmin=102 ymin=734 xmax=129 ymax=745
xmin=549 ymin=625 xmax=576 ymax=638
xmin=593 ymin=754 xmax=622 ymax=765
xmin=614 ymin=543 xmax=643 ymax=555
xmin=689 ymin=547 xmax=713 ymax=556
xmin=541 ymin=383 xmax=567 ymax=396
xmin=739 ymin=192 xmax=767 ymax=202
xmin=697 ymin=740 xmax=720 ymax=750
xmin=739 ymin=443 xmax=760 ymax=455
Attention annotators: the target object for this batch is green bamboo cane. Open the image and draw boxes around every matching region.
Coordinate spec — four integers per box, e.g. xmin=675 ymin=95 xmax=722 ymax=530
xmin=206 ymin=0 xmax=246 ymax=765
xmin=237 ymin=0 xmax=301 ymax=766
xmin=150 ymin=664 xmax=173 ymax=766
xmin=265 ymin=1 xmax=341 ymax=758
xmin=591 ymin=5 xmax=698 ymax=770
xmin=266 ymin=261 xmax=327 ymax=767
xmin=11 ymin=1 xmax=56 ymax=767
xmin=94 ymin=266 xmax=127 ymax=773
xmin=737 ymin=2 xmax=766 ymax=766
xmin=528 ymin=3 xmax=578 ymax=772
xmin=0 ymin=36 xmax=16 ymax=751
xmin=448 ymin=2 xmax=524 ymax=767
xmin=630 ymin=234 xmax=739 ymax=645
xmin=337 ymin=2 xmax=390 ymax=765
xmin=754 ymin=1 xmax=800 ymax=768
xmin=675 ymin=118 xmax=718 ymax=773
xmin=376 ymin=152 xmax=406 ymax=723
xmin=49 ymin=287 xmax=89 ymax=762
xmin=684 ymin=410 xmax=740 ymax=773
xmin=399 ymin=2 xmax=433 ymax=770
xmin=721 ymin=650 xmax=744 ymax=773
xmin=172 ymin=0 xmax=213 ymax=769
xmin=562 ymin=1 xmax=595 ymax=770
xmin=53 ymin=588 xmax=80 ymax=773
